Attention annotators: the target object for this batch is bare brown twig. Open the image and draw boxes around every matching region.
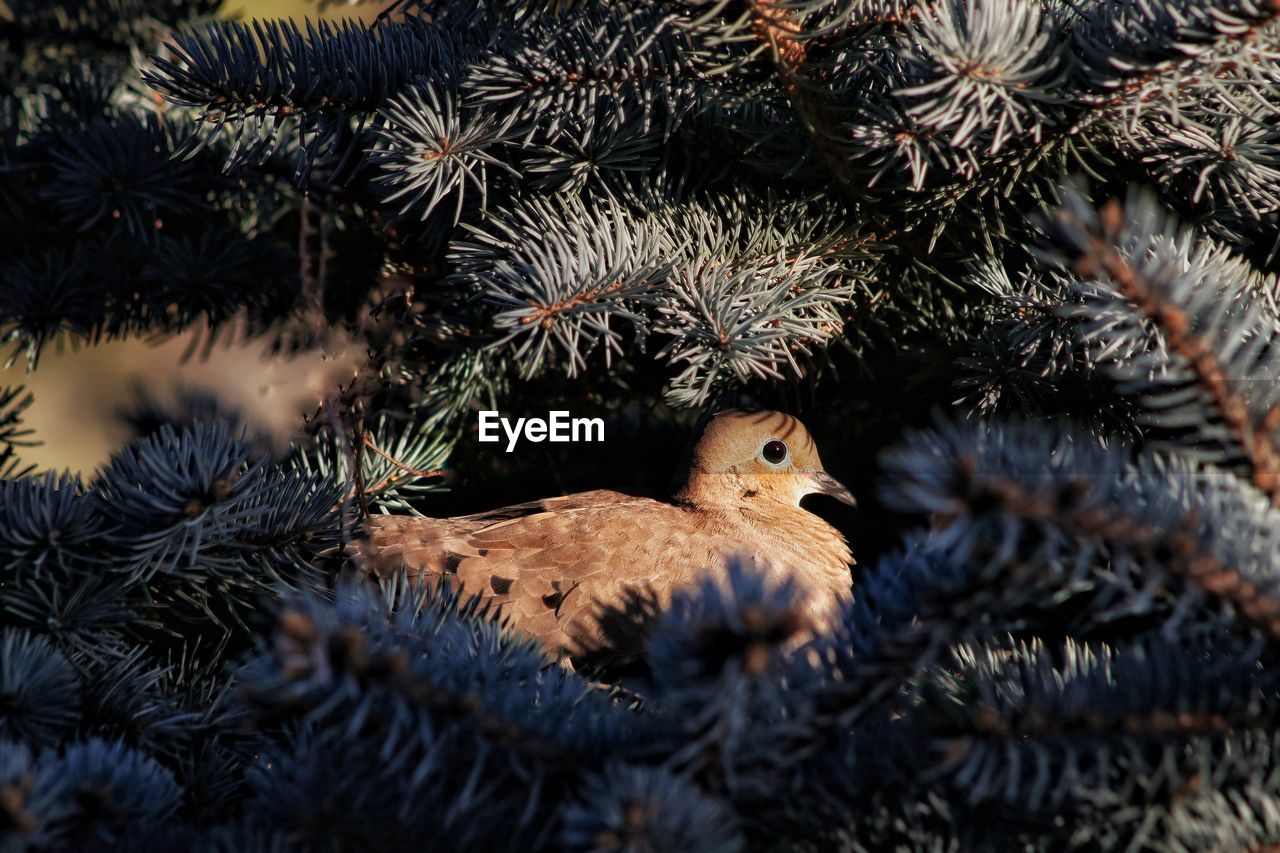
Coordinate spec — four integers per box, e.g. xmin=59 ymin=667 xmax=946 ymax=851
xmin=363 ymin=432 xmax=446 ymax=495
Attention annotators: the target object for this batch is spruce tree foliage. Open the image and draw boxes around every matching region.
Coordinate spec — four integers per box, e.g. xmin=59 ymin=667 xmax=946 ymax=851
xmin=3 ymin=0 xmax=1280 ymax=849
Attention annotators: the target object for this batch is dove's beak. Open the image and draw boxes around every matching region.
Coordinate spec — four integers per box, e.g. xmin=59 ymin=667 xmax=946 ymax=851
xmin=805 ymin=469 xmax=856 ymax=507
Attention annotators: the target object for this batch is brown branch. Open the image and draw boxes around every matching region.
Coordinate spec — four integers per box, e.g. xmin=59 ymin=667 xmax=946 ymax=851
xmin=360 ymin=432 xmax=445 ymax=491
xmin=1069 ymin=199 xmax=1280 ymax=508
xmin=524 ymin=64 xmax=705 ymax=89
xmin=273 ymin=608 xmax=584 ymax=767
xmin=321 ymin=395 xmax=368 ymax=520
xmin=519 ymin=280 xmax=624 ymax=330
xmin=1089 ymin=0 xmax=1280 ymax=111
xmin=749 ymin=0 xmax=1280 ymax=240
xmin=807 ymin=1 xmax=940 ymax=50
xmin=964 ymin=460 xmax=1280 ymax=639
xmin=965 ymin=704 xmax=1243 ymax=741
xmin=749 ymin=0 xmax=897 ymax=239
xmin=939 ymin=703 xmax=1270 ymax=801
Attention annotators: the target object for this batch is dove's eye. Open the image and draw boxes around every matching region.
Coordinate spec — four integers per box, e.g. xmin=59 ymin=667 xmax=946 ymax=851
xmin=760 ymin=439 xmax=789 ymax=465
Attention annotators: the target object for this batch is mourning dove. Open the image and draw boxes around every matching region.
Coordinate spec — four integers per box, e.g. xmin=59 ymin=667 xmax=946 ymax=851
xmin=356 ymin=410 xmax=854 ymax=664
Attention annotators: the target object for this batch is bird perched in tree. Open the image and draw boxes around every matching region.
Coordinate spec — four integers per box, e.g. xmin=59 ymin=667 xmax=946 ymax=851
xmin=355 ymin=410 xmax=854 ymax=666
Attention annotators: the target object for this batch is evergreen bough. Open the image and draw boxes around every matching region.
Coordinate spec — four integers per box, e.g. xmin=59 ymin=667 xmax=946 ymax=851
xmin=3 ymin=0 xmax=1280 ymax=848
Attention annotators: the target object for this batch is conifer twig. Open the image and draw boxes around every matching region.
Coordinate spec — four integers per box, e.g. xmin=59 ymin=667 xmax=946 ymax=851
xmin=750 ymin=0 xmax=896 ymax=239
xmin=954 ymin=454 xmax=1280 ymax=638
xmin=1066 ymin=199 xmax=1280 ymax=509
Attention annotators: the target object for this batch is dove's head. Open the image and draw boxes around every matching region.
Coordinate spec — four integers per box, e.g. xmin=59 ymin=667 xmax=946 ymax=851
xmin=675 ymin=410 xmax=855 ymax=509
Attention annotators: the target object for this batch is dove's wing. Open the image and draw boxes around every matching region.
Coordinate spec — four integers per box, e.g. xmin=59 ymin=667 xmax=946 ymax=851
xmin=357 ymin=491 xmax=718 ymax=659
xmin=357 ymin=490 xmax=637 ymax=571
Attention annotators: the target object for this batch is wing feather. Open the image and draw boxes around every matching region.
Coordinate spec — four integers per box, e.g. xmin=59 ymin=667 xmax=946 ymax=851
xmin=355 ymin=493 xmax=693 ymax=659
